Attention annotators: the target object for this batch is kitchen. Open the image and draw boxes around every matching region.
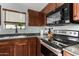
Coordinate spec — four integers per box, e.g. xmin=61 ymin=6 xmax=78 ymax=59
xmin=0 ymin=3 xmax=79 ymax=56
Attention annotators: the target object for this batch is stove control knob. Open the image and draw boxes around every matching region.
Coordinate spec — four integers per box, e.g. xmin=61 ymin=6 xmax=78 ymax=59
xmin=53 ymin=42 xmax=57 ymax=45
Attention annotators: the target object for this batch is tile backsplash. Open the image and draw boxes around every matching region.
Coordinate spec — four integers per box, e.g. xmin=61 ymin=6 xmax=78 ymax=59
xmin=0 ymin=26 xmax=44 ymax=34
xmin=0 ymin=24 xmax=79 ymax=34
xmin=52 ymin=24 xmax=79 ymax=30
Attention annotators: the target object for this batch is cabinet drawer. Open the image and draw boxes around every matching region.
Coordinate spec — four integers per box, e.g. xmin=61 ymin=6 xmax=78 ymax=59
xmin=15 ymin=40 xmax=28 ymax=45
xmin=0 ymin=42 xmax=9 ymax=45
xmin=0 ymin=45 xmax=14 ymax=56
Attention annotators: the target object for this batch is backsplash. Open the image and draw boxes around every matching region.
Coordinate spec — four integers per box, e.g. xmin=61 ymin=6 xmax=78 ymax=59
xmin=52 ymin=24 xmax=79 ymax=30
xmin=18 ymin=27 xmax=44 ymax=33
xmin=47 ymin=11 xmax=61 ymax=24
xmin=0 ymin=27 xmax=44 ymax=34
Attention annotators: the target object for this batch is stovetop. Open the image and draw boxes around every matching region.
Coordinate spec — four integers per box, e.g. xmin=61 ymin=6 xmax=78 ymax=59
xmin=41 ymin=39 xmax=62 ymax=50
xmin=41 ymin=38 xmax=79 ymax=50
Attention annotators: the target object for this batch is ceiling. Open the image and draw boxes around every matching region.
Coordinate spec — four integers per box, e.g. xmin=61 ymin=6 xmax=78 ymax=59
xmin=20 ymin=3 xmax=48 ymax=11
xmin=0 ymin=3 xmax=48 ymax=12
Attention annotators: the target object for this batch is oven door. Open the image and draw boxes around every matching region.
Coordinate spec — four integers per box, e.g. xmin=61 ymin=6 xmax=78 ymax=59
xmin=40 ymin=40 xmax=62 ymax=56
xmin=41 ymin=44 xmax=57 ymax=56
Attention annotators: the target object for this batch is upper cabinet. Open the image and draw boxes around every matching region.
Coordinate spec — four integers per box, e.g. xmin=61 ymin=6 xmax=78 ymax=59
xmin=41 ymin=3 xmax=64 ymax=15
xmin=41 ymin=3 xmax=57 ymax=15
xmin=56 ymin=3 xmax=64 ymax=8
xmin=28 ymin=9 xmax=46 ymax=26
xmin=73 ymin=3 xmax=79 ymax=22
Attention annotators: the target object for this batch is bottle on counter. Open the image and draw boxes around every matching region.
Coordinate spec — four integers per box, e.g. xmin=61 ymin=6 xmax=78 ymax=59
xmin=48 ymin=28 xmax=53 ymax=42
xmin=40 ymin=30 xmax=44 ymax=38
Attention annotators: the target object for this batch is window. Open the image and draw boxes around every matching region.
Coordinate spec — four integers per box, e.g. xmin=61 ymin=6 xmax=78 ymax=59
xmin=3 ymin=8 xmax=26 ymax=29
xmin=5 ymin=23 xmax=25 ymax=29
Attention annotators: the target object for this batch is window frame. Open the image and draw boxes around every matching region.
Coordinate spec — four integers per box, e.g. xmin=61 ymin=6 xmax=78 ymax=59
xmin=3 ymin=8 xmax=26 ymax=29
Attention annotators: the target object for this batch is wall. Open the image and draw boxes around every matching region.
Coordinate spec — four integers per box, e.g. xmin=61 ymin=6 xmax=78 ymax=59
xmin=0 ymin=3 xmax=44 ymax=34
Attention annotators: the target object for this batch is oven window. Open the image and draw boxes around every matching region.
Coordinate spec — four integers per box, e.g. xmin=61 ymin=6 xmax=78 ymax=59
xmin=41 ymin=44 xmax=57 ymax=56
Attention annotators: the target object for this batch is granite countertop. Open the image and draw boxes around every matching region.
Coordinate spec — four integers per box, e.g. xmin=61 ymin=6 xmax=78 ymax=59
xmin=63 ymin=44 xmax=79 ymax=56
xmin=0 ymin=33 xmax=40 ymax=40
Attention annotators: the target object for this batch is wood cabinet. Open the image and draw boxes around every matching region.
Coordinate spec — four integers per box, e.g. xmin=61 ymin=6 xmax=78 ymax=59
xmin=41 ymin=3 xmax=64 ymax=15
xmin=14 ymin=39 xmax=28 ymax=56
xmin=28 ymin=9 xmax=46 ymax=26
xmin=36 ymin=39 xmax=41 ymax=56
xmin=0 ymin=37 xmax=41 ymax=56
xmin=28 ymin=38 xmax=37 ymax=56
xmin=56 ymin=3 xmax=64 ymax=8
xmin=63 ymin=50 xmax=74 ymax=56
xmin=42 ymin=3 xmax=57 ymax=15
xmin=73 ymin=3 xmax=79 ymax=21
xmin=0 ymin=40 xmax=14 ymax=56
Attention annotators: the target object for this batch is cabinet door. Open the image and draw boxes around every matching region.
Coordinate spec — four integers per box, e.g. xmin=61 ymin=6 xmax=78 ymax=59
xmin=39 ymin=12 xmax=46 ymax=26
xmin=36 ymin=38 xmax=41 ymax=56
xmin=28 ymin=9 xmax=45 ymax=26
xmin=73 ymin=3 xmax=79 ymax=21
xmin=63 ymin=50 xmax=73 ymax=56
xmin=14 ymin=39 xmax=28 ymax=56
xmin=73 ymin=3 xmax=77 ymax=21
xmin=28 ymin=9 xmax=39 ymax=26
xmin=0 ymin=41 xmax=14 ymax=56
xmin=28 ymin=38 xmax=37 ymax=56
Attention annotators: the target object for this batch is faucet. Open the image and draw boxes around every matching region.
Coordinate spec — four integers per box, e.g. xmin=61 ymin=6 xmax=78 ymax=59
xmin=15 ymin=25 xmax=18 ymax=33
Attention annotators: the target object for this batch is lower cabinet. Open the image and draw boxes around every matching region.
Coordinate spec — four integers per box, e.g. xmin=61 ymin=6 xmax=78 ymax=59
xmin=28 ymin=38 xmax=37 ymax=56
xmin=63 ymin=50 xmax=74 ymax=56
xmin=0 ymin=37 xmax=41 ymax=56
xmin=36 ymin=39 xmax=41 ymax=56
xmin=14 ymin=39 xmax=28 ymax=56
xmin=0 ymin=40 xmax=14 ymax=56
xmin=0 ymin=45 xmax=14 ymax=56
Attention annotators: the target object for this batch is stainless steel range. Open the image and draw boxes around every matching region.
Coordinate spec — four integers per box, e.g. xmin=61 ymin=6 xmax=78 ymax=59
xmin=41 ymin=30 xmax=79 ymax=56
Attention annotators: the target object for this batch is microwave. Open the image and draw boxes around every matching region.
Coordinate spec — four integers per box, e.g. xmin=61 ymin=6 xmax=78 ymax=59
xmin=60 ymin=3 xmax=73 ymax=23
xmin=46 ymin=3 xmax=73 ymax=26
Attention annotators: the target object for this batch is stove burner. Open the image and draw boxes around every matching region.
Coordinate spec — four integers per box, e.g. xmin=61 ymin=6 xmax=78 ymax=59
xmin=51 ymin=40 xmax=68 ymax=48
